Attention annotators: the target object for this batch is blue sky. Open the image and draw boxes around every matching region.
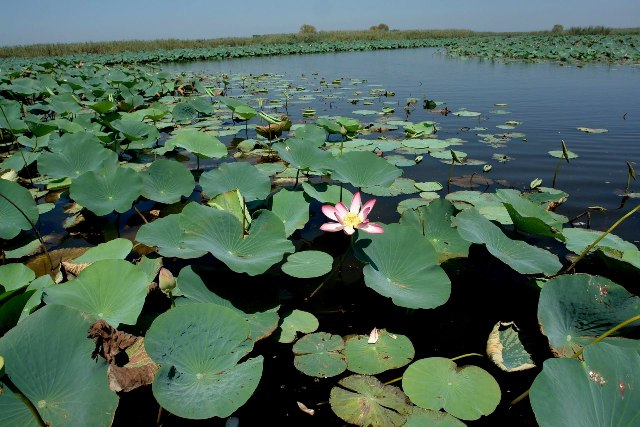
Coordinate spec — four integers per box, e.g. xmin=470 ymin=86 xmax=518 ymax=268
xmin=1 ymin=0 xmax=638 ymax=46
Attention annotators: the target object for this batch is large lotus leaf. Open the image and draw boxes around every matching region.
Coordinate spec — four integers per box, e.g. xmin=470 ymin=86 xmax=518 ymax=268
xmin=0 ymin=98 xmax=27 ymax=132
xmin=0 ymin=305 xmax=117 ymax=426
xmin=180 ymin=203 xmax=294 ymax=275
xmin=292 ymin=332 xmax=347 ymax=377
xmin=362 ymin=177 xmax=420 ymax=197
xmin=328 ymin=151 xmax=402 ymax=188
xmin=164 ymin=129 xmax=227 ymax=158
xmin=344 ymin=329 xmax=414 ymax=375
xmin=276 ymin=309 xmax=319 ymax=343
xmin=496 ymin=189 xmax=566 ymax=240
xmin=200 ymin=162 xmax=270 ymax=202
xmin=454 ymin=208 xmax=562 ymax=275
xmin=145 ymin=303 xmax=262 ymax=419
xmin=0 ymin=178 xmax=39 ymax=240
xmin=486 ymin=321 xmax=536 ymax=372
xmin=357 ymin=223 xmax=451 ymax=309
xmin=70 ymin=165 xmax=143 ymax=216
xmin=207 ymin=189 xmax=251 ymax=228
xmin=292 ymin=124 xmax=326 ymax=146
xmin=44 ymin=259 xmax=149 ymax=327
xmin=70 ymin=238 xmax=133 ymax=263
xmin=281 ymin=250 xmax=333 ymax=278
xmin=330 ymin=374 xmax=412 ymax=427
xmin=0 ymin=263 xmax=35 ymax=292
xmin=1 ymin=150 xmax=40 ymax=172
xmin=176 ymin=266 xmax=279 ymax=342
xmin=270 ymin=188 xmax=310 ymax=237
xmin=530 ymin=340 xmax=640 ymax=427
xmin=403 ymin=357 xmax=501 ymax=421
xmin=301 ymin=182 xmax=353 ymax=205
xmin=188 ymin=96 xmax=215 ymax=115
xmin=445 ymin=191 xmax=512 ymax=225
xmin=171 ymin=102 xmax=198 ymax=122
xmin=272 ymin=139 xmax=332 ymax=171
xmin=45 ymin=92 xmax=82 ymax=115
xmin=563 ymin=228 xmax=638 ymax=254
xmin=316 ymin=117 xmax=345 ymax=135
xmin=136 ymin=212 xmax=206 ymax=259
xmin=400 ymin=198 xmax=470 ymax=263
xmin=37 ymin=135 xmax=117 ymax=179
xmin=537 ymin=274 xmax=640 ymax=357
xmin=404 ymin=408 xmax=466 ymax=427
xmin=111 ymin=118 xmax=157 ymax=141
xmin=141 ymin=159 xmax=195 ymax=204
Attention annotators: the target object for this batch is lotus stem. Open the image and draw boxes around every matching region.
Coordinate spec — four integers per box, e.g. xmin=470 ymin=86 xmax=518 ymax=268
xmin=384 ymin=376 xmax=403 ymax=385
xmin=1 ymin=374 xmax=47 ymax=427
xmin=551 ymin=157 xmax=562 ymax=189
xmin=133 ymin=206 xmax=148 ymax=224
xmin=450 ymin=352 xmax=484 ymax=362
xmin=563 ymin=203 xmax=640 ymax=274
xmin=0 ymin=191 xmax=52 ymax=271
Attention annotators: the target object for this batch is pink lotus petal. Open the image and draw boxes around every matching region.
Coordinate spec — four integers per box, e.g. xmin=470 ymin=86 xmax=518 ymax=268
xmin=320 ymin=222 xmax=344 ymax=232
xmin=321 ymin=204 xmax=339 ymax=221
xmin=343 ymin=226 xmax=356 ymax=235
xmin=334 ymin=202 xmax=348 ymax=221
xmin=358 ymin=222 xmax=384 ymax=234
xmin=349 ymin=192 xmax=362 ymax=214
xmin=359 ymin=199 xmax=376 ymax=221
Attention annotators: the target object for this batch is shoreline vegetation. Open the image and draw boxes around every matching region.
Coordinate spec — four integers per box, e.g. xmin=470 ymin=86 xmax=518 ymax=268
xmin=1 ymin=25 xmax=639 ymax=59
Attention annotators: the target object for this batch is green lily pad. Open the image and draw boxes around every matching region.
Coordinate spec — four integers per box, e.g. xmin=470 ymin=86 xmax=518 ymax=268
xmin=301 ymin=182 xmax=353 ymax=205
xmin=576 ymin=127 xmax=608 ymax=133
xmin=403 ymin=357 xmax=501 ymax=421
xmin=0 ymin=263 xmax=35 ymax=292
xmin=208 ymin=189 xmax=251 ymax=228
xmin=362 ymin=177 xmax=419 ymax=197
xmin=276 ymin=309 xmax=319 ymax=343
xmin=70 ymin=166 xmax=143 ymax=216
xmin=404 ymin=408 xmax=466 ymax=427
xmin=44 ymin=259 xmax=149 ymax=327
xmin=200 ymin=162 xmax=271 ymax=202
xmin=164 ymin=129 xmax=227 ymax=158
xmin=145 ymin=303 xmax=263 ymax=419
xmin=357 ymin=223 xmax=451 ymax=309
xmin=271 ymin=189 xmax=310 ymax=237
xmin=281 ymin=250 xmax=333 ymax=279
xmin=453 ymin=110 xmax=482 ymax=117
xmin=454 ymin=208 xmax=562 ymax=275
xmin=486 ymin=321 xmax=536 ymax=372
xmin=328 ymin=151 xmax=402 ymax=188
xmin=0 ymin=305 xmax=118 ymax=426
xmin=292 ymin=332 xmax=346 ymax=378
xmin=330 ymin=374 xmax=412 ymax=427
xmin=548 ymin=150 xmax=578 ymax=159
xmin=400 ymin=199 xmax=471 ymax=263
xmin=530 ymin=340 xmax=640 ymax=427
xmin=0 ymin=178 xmax=39 ymax=240
xmin=415 ymin=181 xmax=443 ymax=192
xmin=537 ymin=274 xmax=640 ymax=357
xmin=496 ymin=189 xmax=567 ymax=240
xmin=141 ymin=159 xmax=195 ymax=204
xmin=71 ymin=238 xmax=133 ymax=263
xmin=344 ymin=329 xmax=414 ymax=374
xmin=135 ymin=212 xmax=206 ymax=259
xmin=273 ymin=139 xmax=332 ymax=172
xmin=180 ymin=203 xmax=294 ymax=276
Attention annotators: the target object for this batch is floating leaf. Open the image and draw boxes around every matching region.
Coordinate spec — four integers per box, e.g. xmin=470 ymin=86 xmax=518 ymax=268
xmin=301 ymin=182 xmax=353 ymax=205
xmin=200 ymin=162 xmax=271 ymax=202
xmin=362 ymin=177 xmax=419 ymax=197
xmin=357 ymin=223 xmax=451 ymax=309
xmin=136 ymin=213 xmax=206 ymax=259
xmin=404 ymin=408 xmax=466 ymax=427
xmin=277 ymin=309 xmax=319 ymax=343
xmin=141 ymin=159 xmax=195 ymax=204
xmin=70 ymin=166 xmax=143 ymax=216
xmin=328 ymin=151 xmax=402 ymax=188
xmin=330 ymin=375 xmax=412 ymax=427
xmin=344 ymin=329 xmax=415 ymax=375
xmin=486 ymin=321 xmax=536 ymax=372
xmin=455 ymin=208 xmax=561 ymax=275
xmin=577 ymin=127 xmax=608 ymax=133
xmin=403 ymin=357 xmax=501 ymax=421
xmin=293 ymin=332 xmax=346 ymax=377
xmin=164 ymin=129 xmax=227 ymax=158
xmin=537 ymin=274 xmax=640 ymax=357
xmin=0 ymin=305 xmax=118 ymax=426
xmin=145 ymin=303 xmax=262 ymax=419
xmin=0 ymin=179 xmax=39 ymax=240
xmin=530 ymin=341 xmax=640 ymax=427
xmin=281 ymin=250 xmax=333 ymax=279
xmin=44 ymin=259 xmax=149 ymax=327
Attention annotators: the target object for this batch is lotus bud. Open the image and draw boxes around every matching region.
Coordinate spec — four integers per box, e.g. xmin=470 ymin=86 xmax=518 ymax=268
xmin=158 ymin=268 xmax=176 ymax=293
xmin=0 ymin=355 xmax=5 ymax=377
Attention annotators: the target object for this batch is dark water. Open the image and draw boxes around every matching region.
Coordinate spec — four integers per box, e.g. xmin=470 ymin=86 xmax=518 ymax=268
xmin=163 ymin=48 xmax=640 ymax=244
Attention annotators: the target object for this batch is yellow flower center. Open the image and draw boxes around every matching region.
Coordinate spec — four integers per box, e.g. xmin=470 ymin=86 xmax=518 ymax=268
xmin=342 ymin=212 xmax=362 ymax=228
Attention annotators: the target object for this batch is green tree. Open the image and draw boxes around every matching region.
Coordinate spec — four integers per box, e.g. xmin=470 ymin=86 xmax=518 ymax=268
xmin=551 ymin=24 xmax=564 ymax=34
xmin=370 ymin=23 xmax=390 ymax=31
xmin=299 ymin=24 xmax=317 ymax=34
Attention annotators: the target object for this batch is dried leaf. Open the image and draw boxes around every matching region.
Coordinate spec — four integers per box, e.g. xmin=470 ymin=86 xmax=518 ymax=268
xmin=297 ymin=401 xmax=315 ymax=416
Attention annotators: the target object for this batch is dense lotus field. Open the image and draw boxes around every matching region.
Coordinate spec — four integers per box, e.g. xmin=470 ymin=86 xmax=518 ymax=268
xmin=0 ymin=50 xmax=639 ymax=427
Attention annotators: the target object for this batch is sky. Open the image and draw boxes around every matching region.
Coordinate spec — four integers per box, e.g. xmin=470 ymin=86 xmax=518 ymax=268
xmin=1 ymin=0 xmax=639 ymax=47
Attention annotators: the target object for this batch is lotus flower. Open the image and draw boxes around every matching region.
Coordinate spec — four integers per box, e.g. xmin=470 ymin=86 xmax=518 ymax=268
xmin=320 ymin=192 xmax=384 ymax=235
